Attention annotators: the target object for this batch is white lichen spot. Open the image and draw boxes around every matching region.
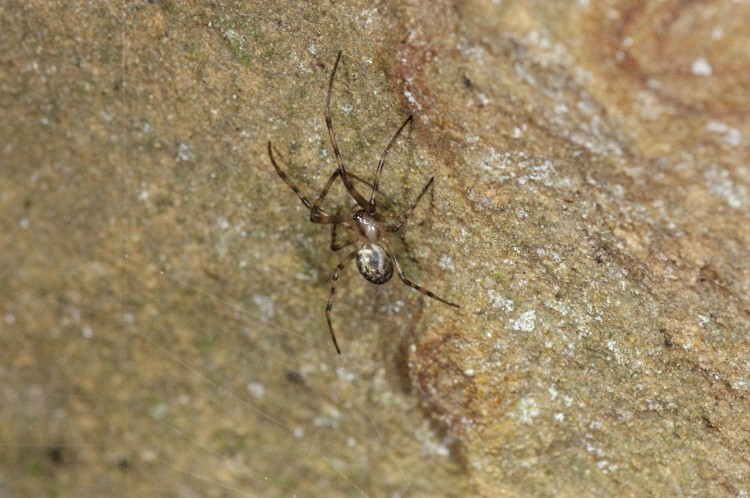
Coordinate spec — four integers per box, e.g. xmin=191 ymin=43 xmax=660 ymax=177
xmin=691 ymin=57 xmax=712 ymax=76
xmin=438 ymin=254 xmax=455 ymax=270
xmin=356 ymin=7 xmax=378 ymax=29
xmin=404 ymin=89 xmax=420 ymax=109
xmin=704 ymin=165 xmax=746 ymax=209
xmin=516 ymin=159 xmax=555 ymax=186
xmin=730 ymin=378 xmax=747 ymax=391
xmin=554 ymin=102 xmax=568 ymax=114
xmin=511 ymin=310 xmax=536 ymax=332
xmin=518 ymin=396 xmax=540 ymax=424
xmin=606 ymin=340 xmax=623 ymax=363
xmin=307 ymin=132 xmax=322 ymax=145
xmin=636 ymin=89 xmax=663 ymax=120
xmin=464 ymin=368 xmax=475 ymax=377
xmin=82 ymin=326 xmax=93 ymax=339
xmin=380 ymin=300 xmax=405 ymax=315
xmin=291 ymin=51 xmax=311 ymax=73
xmin=478 ymin=147 xmax=502 ymax=173
xmin=313 ymin=417 xmax=335 ymax=428
xmin=487 ymin=289 xmax=514 ymax=313
xmin=414 ymin=421 xmax=451 ymax=457
xmin=554 ymin=412 xmax=565 ymax=422
xmin=246 ymin=382 xmax=265 ymax=398
xmin=546 ymin=299 xmax=571 ymax=316
xmin=176 ymin=142 xmax=194 ymax=161
xmin=336 ymin=367 xmax=357 ymax=382
xmin=251 ymin=295 xmax=275 ymax=320
xmin=706 ymin=120 xmax=742 ymax=146
xmin=150 ymin=402 xmax=168 ymax=420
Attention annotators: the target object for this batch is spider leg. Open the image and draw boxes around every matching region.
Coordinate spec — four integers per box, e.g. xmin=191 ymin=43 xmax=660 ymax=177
xmin=308 ymin=165 xmax=398 ymax=221
xmin=330 ymin=219 xmax=355 ymax=251
xmin=310 ymin=168 xmax=343 ymax=223
xmin=310 ymin=169 xmax=397 ymax=223
xmin=326 ymin=51 xmax=369 ymax=209
xmin=313 ymin=169 xmax=340 ymax=206
xmin=326 ymin=249 xmax=359 ymax=354
xmin=384 ymin=240 xmax=460 ymax=308
xmin=348 ymin=171 xmax=399 ymax=208
xmin=369 ymin=115 xmax=413 ymax=215
xmin=389 ymin=177 xmax=434 ymax=232
xmin=268 ymin=141 xmax=313 ymax=209
xmin=268 ymin=142 xmax=350 ymax=224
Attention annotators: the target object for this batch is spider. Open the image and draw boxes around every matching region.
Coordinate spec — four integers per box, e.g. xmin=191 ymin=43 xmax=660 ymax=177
xmin=267 ymin=51 xmax=459 ymax=354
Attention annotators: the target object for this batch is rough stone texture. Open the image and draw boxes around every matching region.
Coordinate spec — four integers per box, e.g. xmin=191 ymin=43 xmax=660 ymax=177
xmin=1 ymin=1 xmax=748 ymax=496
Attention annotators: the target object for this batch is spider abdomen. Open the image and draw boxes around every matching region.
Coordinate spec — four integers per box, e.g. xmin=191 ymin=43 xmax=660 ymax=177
xmin=356 ymin=243 xmax=393 ymax=285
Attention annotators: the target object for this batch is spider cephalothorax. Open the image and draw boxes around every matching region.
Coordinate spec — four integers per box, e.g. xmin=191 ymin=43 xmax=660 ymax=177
xmin=268 ymin=51 xmax=459 ymax=354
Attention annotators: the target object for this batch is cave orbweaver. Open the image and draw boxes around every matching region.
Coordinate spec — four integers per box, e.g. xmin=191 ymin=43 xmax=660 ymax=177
xmin=268 ymin=51 xmax=459 ymax=354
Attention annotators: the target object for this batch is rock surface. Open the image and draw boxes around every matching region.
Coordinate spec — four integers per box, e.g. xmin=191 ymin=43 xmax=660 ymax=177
xmin=1 ymin=1 xmax=748 ymax=496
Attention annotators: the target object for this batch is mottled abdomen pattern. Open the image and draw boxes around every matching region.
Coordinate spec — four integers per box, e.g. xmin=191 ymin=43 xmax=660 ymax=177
xmin=356 ymin=243 xmax=393 ymax=285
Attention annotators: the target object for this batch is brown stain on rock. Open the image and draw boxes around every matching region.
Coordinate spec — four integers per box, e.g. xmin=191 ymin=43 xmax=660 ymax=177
xmin=413 ymin=322 xmax=480 ymax=429
xmin=396 ymin=0 xmax=750 ymax=495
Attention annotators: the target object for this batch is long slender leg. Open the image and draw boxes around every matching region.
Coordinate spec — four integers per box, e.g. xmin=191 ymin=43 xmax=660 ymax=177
xmin=310 ymin=168 xmax=398 ymax=221
xmin=326 ymin=249 xmax=359 ymax=354
xmin=310 ymin=168 xmax=342 ymax=223
xmin=330 ymin=216 xmax=354 ymax=251
xmin=313 ymin=169 xmax=340 ymax=206
xmin=389 ymin=177 xmax=434 ymax=232
xmin=384 ymin=240 xmax=460 ymax=308
xmin=268 ymin=141 xmax=313 ymax=209
xmin=325 ymin=51 xmax=369 ymax=208
xmin=268 ymin=142 xmax=350 ymax=224
xmin=368 ymin=115 xmax=413 ymax=215
xmin=348 ymin=171 xmax=398 ymax=208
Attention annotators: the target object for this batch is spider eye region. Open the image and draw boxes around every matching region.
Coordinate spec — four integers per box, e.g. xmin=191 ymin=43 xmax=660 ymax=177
xmin=356 ymin=243 xmax=393 ymax=285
